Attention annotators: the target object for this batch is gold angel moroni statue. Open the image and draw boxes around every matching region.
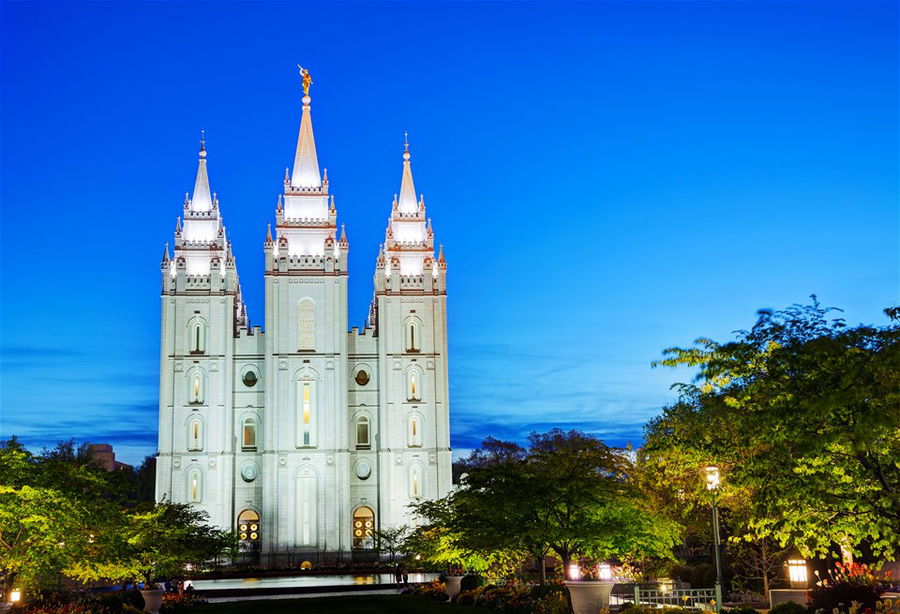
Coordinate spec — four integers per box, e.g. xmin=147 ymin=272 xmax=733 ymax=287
xmin=297 ymin=64 xmax=313 ymax=96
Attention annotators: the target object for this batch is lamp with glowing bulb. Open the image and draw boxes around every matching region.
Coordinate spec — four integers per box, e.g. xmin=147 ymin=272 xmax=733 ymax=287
xmin=705 ymin=464 xmax=723 ymax=613
xmin=10 ymin=588 xmax=22 ymax=603
xmin=597 ymin=563 xmax=613 ymax=581
xmin=568 ymin=563 xmax=582 ymax=581
xmin=787 ymin=559 xmax=808 ymax=589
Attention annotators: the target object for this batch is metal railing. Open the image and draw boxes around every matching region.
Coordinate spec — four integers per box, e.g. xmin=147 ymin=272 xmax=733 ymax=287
xmin=629 ymin=585 xmax=722 ymax=612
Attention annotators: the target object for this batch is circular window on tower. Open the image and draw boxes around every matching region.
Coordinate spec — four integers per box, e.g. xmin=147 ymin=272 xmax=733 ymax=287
xmin=355 ymin=369 xmax=370 ymax=386
xmin=242 ymin=370 xmax=258 ymax=388
xmin=240 ymin=463 xmax=258 ymax=483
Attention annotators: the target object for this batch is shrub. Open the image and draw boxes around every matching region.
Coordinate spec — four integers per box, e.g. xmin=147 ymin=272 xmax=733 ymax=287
xmin=808 ymin=563 xmax=890 ymax=612
xmin=160 ymin=592 xmax=208 ymax=613
xmin=727 ymin=608 xmax=762 ymax=614
xmin=412 ymin=579 xmax=448 ymax=601
xmin=460 ymin=574 xmax=484 ymax=593
xmin=770 ymin=601 xmax=808 ymax=614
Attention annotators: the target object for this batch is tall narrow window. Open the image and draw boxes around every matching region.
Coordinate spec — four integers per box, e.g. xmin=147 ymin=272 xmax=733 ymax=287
xmin=188 ymin=469 xmax=202 ymax=503
xmin=190 ymin=372 xmax=203 ymax=404
xmin=406 ymin=319 xmax=421 ymax=352
xmin=297 ymin=469 xmax=317 ymax=546
xmin=242 ymin=418 xmax=257 ymax=450
xmin=356 ymin=416 xmax=370 ymax=449
xmin=408 ymin=415 xmax=422 ymax=447
xmin=298 ymin=299 xmax=315 ymax=351
xmin=409 ymin=465 xmax=421 ymax=498
xmin=188 ymin=419 xmax=202 ymax=451
xmin=407 ymin=371 xmax=421 ymax=401
xmin=297 ymin=379 xmax=316 ymax=447
xmin=189 ymin=321 xmax=205 ymax=354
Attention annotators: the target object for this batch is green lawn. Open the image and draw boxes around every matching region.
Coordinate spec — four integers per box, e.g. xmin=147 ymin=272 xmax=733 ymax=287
xmin=198 ymin=594 xmax=486 ymax=614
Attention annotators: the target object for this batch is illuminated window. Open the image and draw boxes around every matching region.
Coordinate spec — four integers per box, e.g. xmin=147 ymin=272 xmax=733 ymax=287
xmin=409 ymin=465 xmax=421 ymax=498
xmin=297 ymin=469 xmax=317 ymax=546
xmin=406 ymin=319 xmax=421 ymax=352
xmin=190 ymin=371 xmax=204 ymax=404
xmin=356 ymin=416 xmax=370 ymax=449
xmin=298 ymin=299 xmax=315 ymax=351
xmin=188 ymin=419 xmax=202 ymax=451
xmin=352 ymin=506 xmax=375 ymax=549
xmin=407 ymin=371 xmax=421 ymax=401
xmin=297 ymin=379 xmax=316 ymax=447
xmin=187 ymin=469 xmax=202 ymax=503
xmin=242 ymin=418 xmax=257 ymax=450
xmin=408 ymin=415 xmax=422 ymax=448
xmin=237 ymin=509 xmax=260 ymax=548
xmin=189 ymin=320 xmax=206 ymax=354
xmin=242 ymin=370 xmax=257 ymax=387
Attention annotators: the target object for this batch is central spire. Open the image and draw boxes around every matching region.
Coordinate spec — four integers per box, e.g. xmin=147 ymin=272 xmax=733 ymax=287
xmin=191 ymin=130 xmax=212 ymax=211
xmin=291 ymin=66 xmax=321 ymax=188
xmin=398 ymin=131 xmax=417 ymax=214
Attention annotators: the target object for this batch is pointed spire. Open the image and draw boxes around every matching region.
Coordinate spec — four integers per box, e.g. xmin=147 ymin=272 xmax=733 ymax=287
xmin=438 ymin=243 xmax=445 ymax=264
xmin=162 ymin=242 xmax=170 ymax=263
xmin=266 ymin=223 xmax=273 ymax=243
xmin=290 ymin=72 xmax=321 ymax=188
xmin=175 ymin=216 xmax=182 ymax=234
xmin=191 ymin=130 xmax=213 ymax=212
xmin=398 ymin=132 xmax=417 ymax=213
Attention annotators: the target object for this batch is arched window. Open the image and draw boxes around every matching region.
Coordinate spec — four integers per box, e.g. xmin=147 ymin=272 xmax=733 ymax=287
xmin=189 ymin=321 xmax=206 ymax=354
xmin=297 ymin=378 xmax=316 ymax=447
xmin=352 ymin=506 xmax=375 ymax=549
xmin=408 ymin=415 xmax=422 ymax=448
xmin=356 ymin=416 xmax=370 ymax=449
xmin=409 ymin=465 xmax=422 ymax=498
xmin=406 ymin=371 xmax=421 ymax=401
xmin=190 ymin=371 xmax=204 ymax=404
xmin=187 ymin=468 xmax=203 ymax=503
xmin=242 ymin=417 xmax=257 ymax=450
xmin=405 ymin=319 xmax=421 ymax=352
xmin=237 ymin=509 xmax=260 ymax=549
xmin=188 ymin=418 xmax=203 ymax=451
xmin=298 ymin=299 xmax=315 ymax=351
xmin=297 ymin=469 xmax=317 ymax=546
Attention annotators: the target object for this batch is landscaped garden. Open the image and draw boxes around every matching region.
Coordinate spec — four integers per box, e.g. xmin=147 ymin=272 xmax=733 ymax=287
xmin=2 ymin=301 xmax=898 ymax=613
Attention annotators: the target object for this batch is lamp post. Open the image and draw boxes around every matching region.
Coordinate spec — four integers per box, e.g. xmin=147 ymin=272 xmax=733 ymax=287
xmin=706 ymin=465 xmax=723 ymax=613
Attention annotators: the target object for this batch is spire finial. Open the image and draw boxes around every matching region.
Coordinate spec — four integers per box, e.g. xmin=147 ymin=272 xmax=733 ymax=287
xmin=199 ymin=129 xmax=207 ymax=159
xmin=297 ymin=64 xmax=312 ymax=100
xmin=403 ymin=131 xmax=411 ymax=161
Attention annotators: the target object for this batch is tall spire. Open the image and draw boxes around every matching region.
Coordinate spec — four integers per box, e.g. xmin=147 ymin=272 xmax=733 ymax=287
xmin=398 ymin=131 xmax=417 ymax=214
xmin=291 ymin=66 xmax=321 ymax=188
xmin=191 ymin=130 xmax=212 ymax=211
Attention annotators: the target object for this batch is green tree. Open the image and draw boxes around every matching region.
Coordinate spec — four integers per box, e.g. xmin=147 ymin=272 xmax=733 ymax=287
xmin=646 ymin=300 xmax=900 ymax=558
xmin=373 ymin=524 xmax=411 ymax=563
xmin=69 ymin=502 xmax=237 ymax=586
xmin=414 ymin=430 xmax=681 ymax=580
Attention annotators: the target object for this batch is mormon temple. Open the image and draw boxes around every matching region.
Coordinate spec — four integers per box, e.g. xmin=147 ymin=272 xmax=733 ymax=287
xmin=155 ymin=71 xmax=452 ymax=560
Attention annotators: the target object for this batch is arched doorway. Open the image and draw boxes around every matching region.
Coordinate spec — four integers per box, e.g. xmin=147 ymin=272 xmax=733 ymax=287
xmin=238 ymin=509 xmax=260 ymax=551
xmin=352 ymin=506 xmax=375 ymax=549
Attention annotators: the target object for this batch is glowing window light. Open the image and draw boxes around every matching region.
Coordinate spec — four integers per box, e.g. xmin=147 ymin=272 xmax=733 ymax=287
xmin=568 ymin=563 xmax=582 ymax=581
xmin=705 ymin=465 xmax=720 ymax=491
xmin=11 ymin=589 xmax=22 ymax=602
xmin=787 ymin=559 xmax=808 ymax=586
xmin=598 ymin=563 xmax=613 ymax=581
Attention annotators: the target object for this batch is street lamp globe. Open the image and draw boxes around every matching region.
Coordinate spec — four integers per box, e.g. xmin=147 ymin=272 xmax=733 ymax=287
xmin=705 ymin=465 xmax=720 ymax=491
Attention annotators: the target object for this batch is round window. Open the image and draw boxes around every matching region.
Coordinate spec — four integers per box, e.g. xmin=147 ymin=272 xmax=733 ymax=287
xmin=356 ymin=460 xmax=372 ymax=480
xmin=240 ymin=463 xmax=258 ymax=483
xmin=242 ymin=370 xmax=258 ymax=387
xmin=355 ymin=369 xmax=369 ymax=386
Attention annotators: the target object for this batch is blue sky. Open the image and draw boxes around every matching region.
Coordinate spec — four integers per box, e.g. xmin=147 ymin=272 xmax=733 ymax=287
xmin=1 ymin=1 xmax=897 ymax=465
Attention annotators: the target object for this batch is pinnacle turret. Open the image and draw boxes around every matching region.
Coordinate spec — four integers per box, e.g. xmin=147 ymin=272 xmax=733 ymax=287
xmin=190 ymin=131 xmax=212 ymax=212
xmin=290 ymin=84 xmax=321 ymax=188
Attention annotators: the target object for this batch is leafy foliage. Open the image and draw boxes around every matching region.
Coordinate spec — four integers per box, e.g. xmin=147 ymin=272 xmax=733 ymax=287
xmin=411 ymin=429 xmax=681 ymax=579
xmin=645 ymin=300 xmax=900 ymax=558
xmin=808 ymin=562 xmax=891 ymax=612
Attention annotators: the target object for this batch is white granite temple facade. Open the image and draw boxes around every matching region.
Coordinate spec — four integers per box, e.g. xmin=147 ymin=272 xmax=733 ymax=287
xmin=155 ymin=74 xmax=452 ymax=559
